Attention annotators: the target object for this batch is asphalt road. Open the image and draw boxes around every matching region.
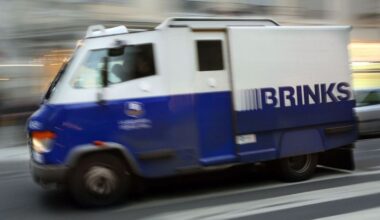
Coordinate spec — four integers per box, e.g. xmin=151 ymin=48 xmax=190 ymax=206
xmin=1 ymin=138 xmax=380 ymax=219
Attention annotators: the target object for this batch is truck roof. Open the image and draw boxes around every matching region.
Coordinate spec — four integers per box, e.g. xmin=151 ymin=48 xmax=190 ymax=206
xmin=85 ymin=17 xmax=279 ymax=38
xmin=155 ymin=17 xmax=279 ymax=29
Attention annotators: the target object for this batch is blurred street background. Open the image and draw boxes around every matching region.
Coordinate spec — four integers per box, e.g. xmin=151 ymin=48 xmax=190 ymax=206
xmin=0 ymin=1 xmax=380 ymax=219
xmin=0 ymin=0 xmax=380 ymax=147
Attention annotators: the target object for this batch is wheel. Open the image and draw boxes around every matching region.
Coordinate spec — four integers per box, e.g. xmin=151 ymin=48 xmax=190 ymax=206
xmin=68 ymin=154 xmax=131 ymax=207
xmin=272 ymin=153 xmax=318 ymax=182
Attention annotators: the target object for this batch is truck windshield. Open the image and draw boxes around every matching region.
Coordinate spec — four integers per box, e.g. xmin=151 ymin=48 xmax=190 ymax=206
xmin=44 ymin=60 xmax=70 ymax=101
xmin=71 ymin=44 xmax=155 ymax=89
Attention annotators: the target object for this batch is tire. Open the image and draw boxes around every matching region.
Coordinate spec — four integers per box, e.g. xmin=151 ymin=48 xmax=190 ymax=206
xmin=272 ymin=153 xmax=318 ymax=182
xmin=68 ymin=153 xmax=131 ymax=207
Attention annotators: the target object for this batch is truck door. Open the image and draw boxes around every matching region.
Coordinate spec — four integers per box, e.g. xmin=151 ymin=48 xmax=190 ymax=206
xmin=192 ymin=31 xmax=236 ymax=165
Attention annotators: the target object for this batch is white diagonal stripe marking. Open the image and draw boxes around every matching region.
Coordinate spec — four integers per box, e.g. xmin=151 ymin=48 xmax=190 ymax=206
xmin=146 ymin=181 xmax=380 ymax=220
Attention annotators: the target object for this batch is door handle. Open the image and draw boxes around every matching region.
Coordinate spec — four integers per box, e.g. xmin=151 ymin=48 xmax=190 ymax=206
xmin=208 ymin=78 xmax=217 ymax=88
xmin=139 ymin=82 xmax=151 ymax=92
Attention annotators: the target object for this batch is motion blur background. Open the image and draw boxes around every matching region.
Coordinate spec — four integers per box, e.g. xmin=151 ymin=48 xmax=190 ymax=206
xmin=0 ymin=0 xmax=380 ymax=147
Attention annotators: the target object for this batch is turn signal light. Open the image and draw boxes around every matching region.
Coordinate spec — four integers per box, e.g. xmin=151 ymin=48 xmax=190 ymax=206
xmin=31 ymin=131 xmax=56 ymax=153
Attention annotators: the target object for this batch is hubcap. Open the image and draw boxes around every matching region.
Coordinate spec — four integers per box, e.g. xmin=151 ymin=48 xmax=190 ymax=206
xmin=288 ymin=155 xmax=312 ymax=173
xmin=84 ymin=166 xmax=118 ymax=195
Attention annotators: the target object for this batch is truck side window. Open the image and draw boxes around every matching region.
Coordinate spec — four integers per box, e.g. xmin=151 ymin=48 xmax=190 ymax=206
xmin=71 ymin=43 xmax=156 ymax=89
xmin=132 ymin=44 xmax=156 ymax=79
xmin=196 ymin=40 xmax=224 ymax=71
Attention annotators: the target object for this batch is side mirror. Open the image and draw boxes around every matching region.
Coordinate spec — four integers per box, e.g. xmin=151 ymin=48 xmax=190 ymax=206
xmin=97 ymin=57 xmax=108 ymax=105
xmin=101 ymin=56 xmax=109 ymax=87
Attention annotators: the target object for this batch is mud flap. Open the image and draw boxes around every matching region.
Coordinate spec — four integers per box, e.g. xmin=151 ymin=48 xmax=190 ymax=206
xmin=318 ymin=145 xmax=355 ymax=170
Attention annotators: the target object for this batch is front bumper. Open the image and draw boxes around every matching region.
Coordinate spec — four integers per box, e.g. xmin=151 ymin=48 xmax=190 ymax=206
xmin=30 ymin=161 xmax=69 ymax=186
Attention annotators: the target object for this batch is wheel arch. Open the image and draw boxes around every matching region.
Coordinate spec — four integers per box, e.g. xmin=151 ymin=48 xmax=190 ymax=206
xmin=279 ymin=128 xmax=324 ymax=158
xmin=65 ymin=142 xmax=142 ymax=176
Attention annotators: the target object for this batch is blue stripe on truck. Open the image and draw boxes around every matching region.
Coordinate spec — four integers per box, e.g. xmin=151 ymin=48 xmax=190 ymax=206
xmin=235 ymin=100 xmax=356 ymax=134
xmin=29 ymin=91 xmax=356 ymax=177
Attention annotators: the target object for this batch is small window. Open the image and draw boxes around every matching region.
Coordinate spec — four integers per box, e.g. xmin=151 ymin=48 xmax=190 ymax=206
xmin=72 ymin=44 xmax=156 ymax=89
xmin=196 ymin=40 xmax=224 ymax=71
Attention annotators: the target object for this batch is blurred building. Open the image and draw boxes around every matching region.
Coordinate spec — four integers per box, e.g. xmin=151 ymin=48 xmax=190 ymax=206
xmin=0 ymin=0 xmax=379 ymax=117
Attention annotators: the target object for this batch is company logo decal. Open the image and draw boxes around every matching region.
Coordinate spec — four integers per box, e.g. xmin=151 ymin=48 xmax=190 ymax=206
xmin=118 ymin=119 xmax=152 ymax=131
xmin=237 ymin=82 xmax=351 ymax=111
xmin=29 ymin=121 xmax=43 ymax=129
xmin=119 ymin=101 xmax=151 ymax=130
xmin=125 ymin=102 xmax=145 ymax=118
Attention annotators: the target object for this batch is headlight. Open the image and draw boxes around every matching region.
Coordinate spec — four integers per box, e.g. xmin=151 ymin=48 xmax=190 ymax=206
xmin=31 ymin=131 xmax=56 ymax=153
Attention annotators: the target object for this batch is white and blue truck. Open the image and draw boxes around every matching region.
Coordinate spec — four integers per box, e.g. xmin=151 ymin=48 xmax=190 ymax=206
xmin=28 ymin=17 xmax=357 ymax=206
